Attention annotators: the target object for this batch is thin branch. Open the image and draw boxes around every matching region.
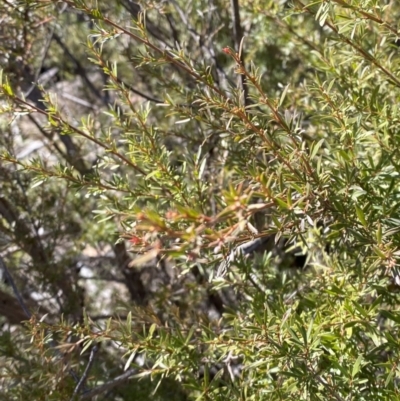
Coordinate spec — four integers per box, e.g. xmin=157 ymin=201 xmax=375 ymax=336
xmin=52 ymin=33 xmax=107 ymax=106
xmin=0 ymin=257 xmax=86 ymax=388
xmin=0 ymin=155 xmax=131 ymax=194
xmin=64 ymin=1 xmax=228 ymax=100
xmin=295 ymin=0 xmax=400 ymax=88
xmin=331 ymin=0 xmax=399 ymax=36
xmin=70 ymin=345 xmax=99 ymax=401
xmin=80 ymin=368 xmax=137 ymax=399
xmin=27 ymin=115 xmax=68 ymax=160
xmin=24 ymin=25 xmax=56 ymax=99
xmin=119 ymin=0 xmax=175 ymax=48
xmin=216 ymin=236 xmax=273 ymax=277
xmin=10 ymin=96 xmax=147 ymax=175
xmin=230 ymin=0 xmax=249 ymax=106
xmin=0 ymin=256 xmax=32 ymax=319
xmin=114 ymin=76 xmax=163 ymax=104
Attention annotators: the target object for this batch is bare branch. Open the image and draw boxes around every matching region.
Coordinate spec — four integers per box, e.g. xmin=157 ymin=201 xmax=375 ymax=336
xmin=0 ymin=256 xmax=32 ymax=319
xmin=230 ymin=0 xmax=249 ymax=105
xmin=80 ymin=368 xmax=137 ymax=399
xmin=70 ymin=345 xmax=99 ymax=400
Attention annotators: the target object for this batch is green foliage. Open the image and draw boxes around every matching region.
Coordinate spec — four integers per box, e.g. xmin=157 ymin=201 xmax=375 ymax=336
xmin=1 ymin=0 xmax=400 ymax=399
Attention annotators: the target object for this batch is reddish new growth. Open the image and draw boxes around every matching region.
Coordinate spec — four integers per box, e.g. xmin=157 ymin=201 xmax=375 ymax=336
xmin=129 ymin=235 xmax=142 ymax=245
xmin=222 ymin=47 xmax=231 ymax=54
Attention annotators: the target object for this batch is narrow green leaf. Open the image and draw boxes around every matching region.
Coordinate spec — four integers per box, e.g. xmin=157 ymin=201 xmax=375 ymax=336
xmin=126 ymin=312 xmax=132 ymax=335
xmin=310 ymin=138 xmax=325 ymax=160
xmin=385 ymin=369 xmax=394 ymax=387
xmin=124 ymin=350 xmax=136 ymax=371
xmin=275 ymin=198 xmax=290 ymax=210
xmin=81 ymin=339 xmax=93 ymax=355
xmin=148 ymin=323 xmax=157 ymax=338
xmin=380 ymin=310 xmax=400 ymax=324
xmin=352 ymin=355 xmax=363 ymax=378
xmin=279 ymin=84 xmax=290 ymax=107
xmin=355 ymin=205 xmax=367 ymax=227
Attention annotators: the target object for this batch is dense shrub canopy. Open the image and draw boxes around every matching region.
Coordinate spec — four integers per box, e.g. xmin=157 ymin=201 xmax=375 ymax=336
xmin=1 ymin=0 xmax=400 ymax=400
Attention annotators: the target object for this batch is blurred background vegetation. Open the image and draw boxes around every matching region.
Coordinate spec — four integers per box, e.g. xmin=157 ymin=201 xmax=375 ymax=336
xmin=1 ymin=0 xmax=400 ymax=400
